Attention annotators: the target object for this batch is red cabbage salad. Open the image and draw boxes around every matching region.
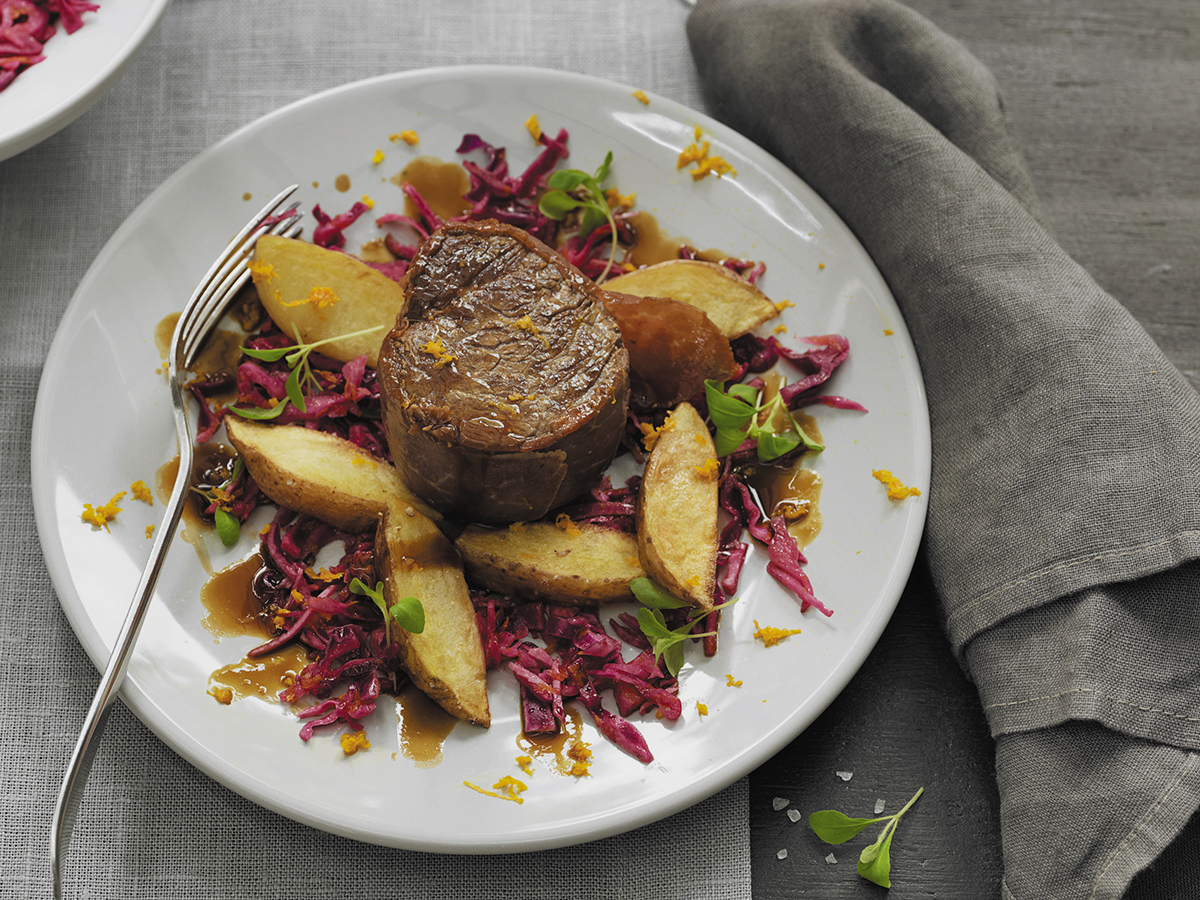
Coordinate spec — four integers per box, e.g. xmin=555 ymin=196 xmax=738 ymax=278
xmin=190 ymin=126 xmax=863 ymax=764
xmin=0 ymin=0 xmax=99 ymax=93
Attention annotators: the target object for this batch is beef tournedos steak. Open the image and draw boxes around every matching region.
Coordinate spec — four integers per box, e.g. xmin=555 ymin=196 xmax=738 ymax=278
xmin=378 ymin=219 xmax=631 ymax=523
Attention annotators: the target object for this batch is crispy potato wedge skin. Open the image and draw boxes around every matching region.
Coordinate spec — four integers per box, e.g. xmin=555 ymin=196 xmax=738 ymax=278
xmin=636 ymin=402 xmax=719 ymax=609
xmin=251 ymin=235 xmax=406 ymax=367
xmin=224 ymin=417 xmax=439 ymax=531
xmin=455 ymin=521 xmax=645 ymax=604
xmin=376 ymin=499 xmax=490 ymax=726
xmin=603 ymin=259 xmax=778 ymax=339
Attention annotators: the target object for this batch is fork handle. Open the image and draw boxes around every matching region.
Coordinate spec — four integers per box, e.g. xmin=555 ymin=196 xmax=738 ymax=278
xmin=50 ymin=382 xmax=195 ymax=898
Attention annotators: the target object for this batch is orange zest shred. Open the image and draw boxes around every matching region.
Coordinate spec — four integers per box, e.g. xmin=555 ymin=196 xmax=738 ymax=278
xmin=555 ymin=514 xmax=582 ymax=537
xmin=567 ymin=742 xmax=593 ymax=777
xmin=208 ymin=685 xmax=234 ymax=705
xmin=371 ymin=148 xmax=385 ymax=165
xmin=676 ymin=129 xmax=738 ymax=180
xmin=753 ymin=619 xmax=802 ymax=647
xmin=605 ymin=187 xmax=636 ymax=210
xmin=130 ymin=479 xmax=153 ymax=505
xmin=281 ymin=285 xmax=339 ymax=310
xmin=697 ymin=701 xmax=709 ymax=718
xmin=145 ymin=524 xmax=155 ymax=540
xmin=246 ymin=258 xmax=274 ymax=284
xmin=516 ymin=755 xmax=534 ymax=776
xmin=524 ymin=114 xmax=542 ymax=142
xmin=639 ymin=421 xmax=665 ymax=452
xmin=726 ymin=674 xmax=743 ymax=687
xmin=391 ymin=130 xmax=419 ymax=145
xmin=464 ymin=776 xmax=528 ymax=804
xmin=421 ymin=338 xmax=455 ymax=369
xmin=694 ymin=457 xmax=720 ymax=480
xmin=872 ymin=469 xmax=922 ymax=501
xmin=340 ymin=730 xmax=371 ymax=755
xmin=82 ymin=491 xmax=126 ymax=531
xmin=631 ymin=89 xmax=650 ymax=105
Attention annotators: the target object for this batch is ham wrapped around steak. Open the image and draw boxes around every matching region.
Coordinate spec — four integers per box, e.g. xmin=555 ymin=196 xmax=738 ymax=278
xmin=378 ymin=220 xmax=630 ymax=523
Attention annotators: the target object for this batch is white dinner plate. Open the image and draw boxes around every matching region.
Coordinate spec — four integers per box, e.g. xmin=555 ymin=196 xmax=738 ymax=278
xmin=0 ymin=0 xmax=171 ymax=163
xmin=32 ymin=66 xmax=929 ymax=852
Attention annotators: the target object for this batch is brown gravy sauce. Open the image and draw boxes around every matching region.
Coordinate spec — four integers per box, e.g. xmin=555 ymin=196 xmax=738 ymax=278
xmin=517 ymin=705 xmax=591 ymax=776
xmin=396 ymin=685 xmax=459 ymax=768
xmin=391 ymin=156 xmax=472 ymax=223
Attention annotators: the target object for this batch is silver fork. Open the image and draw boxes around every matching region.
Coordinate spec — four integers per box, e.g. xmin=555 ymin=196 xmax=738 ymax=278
xmin=50 ymin=185 xmax=303 ymax=899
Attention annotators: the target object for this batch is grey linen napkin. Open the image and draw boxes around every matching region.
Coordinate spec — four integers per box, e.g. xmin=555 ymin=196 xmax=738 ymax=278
xmin=687 ymin=1 xmax=1200 ymax=898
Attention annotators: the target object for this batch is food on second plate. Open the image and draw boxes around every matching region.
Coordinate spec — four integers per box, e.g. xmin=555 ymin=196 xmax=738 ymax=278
xmin=636 ymin=402 xmax=721 ymax=610
xmin=0 ymin=0 xmax=98 ymax=94
xmin=377 ymin=219 xmax=631 ymax=524
xmin=250 ymin=234 xmax=406 ymax=367
xmin=455 ymin=519 xmax=646 ymax=605
xmin=375 ymin=497 xmax=490 ymax=726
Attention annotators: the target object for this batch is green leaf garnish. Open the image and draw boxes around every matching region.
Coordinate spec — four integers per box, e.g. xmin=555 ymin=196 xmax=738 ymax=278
xmin=349 ymin=577 xmax=426 ymax=645
xmin=227 ymin=324 xmax=386 ymax=420
xmin=213 ymin=508 xmax=240 ymax=547
xmin=630 ymin=576 xmax=690 ymax=609
xmin=703 ymin=378 xmax=824 ymax=462
xmin=388 ymin=595 xmax=425 ymax=634
xmin=537 ymin=150 xmax=621 ymax=281
xmin=808 ymin=787 xmax=924 ymax=889
xmin=633 ymin=581 xmax=737 ymax=676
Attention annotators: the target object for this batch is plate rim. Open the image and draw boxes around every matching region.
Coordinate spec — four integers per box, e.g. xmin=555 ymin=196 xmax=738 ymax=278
xmin=32 ymin=63 xmax=930 ymax=853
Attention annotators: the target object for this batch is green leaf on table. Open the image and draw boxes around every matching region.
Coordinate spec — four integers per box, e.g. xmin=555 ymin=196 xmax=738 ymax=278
xmin=808 ymin=787 xmax=924 ymax=889
xmin=806 ymin=809 xmax=886 ymax=844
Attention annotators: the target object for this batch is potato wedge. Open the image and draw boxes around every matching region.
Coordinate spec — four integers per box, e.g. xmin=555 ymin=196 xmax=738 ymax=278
xmin=636 ymin=402 xmax=719 ymax=609
xmin=225 ymin=417 xmax=439 ymax=531
xmin=376 ymin=498 xmax=490 ymax=726
xmin=455 ymin=521 xmax=645 ymax=605
xmin=250 ymin=235 xmax=406 ymax=367
xmin=603 ymin=259 xmax=778 ymax=339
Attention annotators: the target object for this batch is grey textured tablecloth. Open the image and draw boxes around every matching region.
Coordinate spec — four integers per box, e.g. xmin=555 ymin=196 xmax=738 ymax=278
xmin=0 ymin=3 xmax=751 ymax=899
xmin=688 ymin=1 xmax=1200 ymax=898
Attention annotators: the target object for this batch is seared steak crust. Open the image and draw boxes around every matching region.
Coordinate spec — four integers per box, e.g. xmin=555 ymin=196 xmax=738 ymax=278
xmin=378 ymin=220 xmax=630 ymax=523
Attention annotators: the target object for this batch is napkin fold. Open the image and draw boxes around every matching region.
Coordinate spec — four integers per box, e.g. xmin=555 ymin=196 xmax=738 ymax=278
xmin=687 ymin=1 xmax=1200 ymax=897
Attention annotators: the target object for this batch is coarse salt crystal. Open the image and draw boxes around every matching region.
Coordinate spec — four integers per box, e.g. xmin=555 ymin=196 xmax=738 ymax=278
xmin=777 ymin=849 xmax=788 ymax=860
xmin=836 ymin=770 xmax=853 ymax=781
xmin=875 ymin=798 xmax=886 ymax=814
xmin=772 ymin=797 xmax=790 ymax=811
xmin=787 ymin=808 xmax=802 ymax=823
xmin=825 ymin=853 xmax=838 ymax=864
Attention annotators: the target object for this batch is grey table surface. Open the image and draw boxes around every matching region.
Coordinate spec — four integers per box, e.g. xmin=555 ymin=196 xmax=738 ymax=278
xmin=2 ymin=2 xmax=1196 ymax=899
xmin=749 ymin=2 xmax=1200 ymax=898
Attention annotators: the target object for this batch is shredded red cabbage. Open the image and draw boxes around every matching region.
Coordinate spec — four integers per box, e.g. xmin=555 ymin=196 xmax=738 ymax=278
xmin=474 ymin=594 xmax=680 ymax=763
xmin=1 ymin=0 xmax=97 ymax=93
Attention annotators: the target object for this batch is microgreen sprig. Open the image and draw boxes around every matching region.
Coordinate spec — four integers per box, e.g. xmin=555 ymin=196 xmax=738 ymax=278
xmin=190 ymin=456 xmax=244 ymax=547
xmin=228 ymin=324 xmax=386 ymax=421
xmin=537 ymin=151 xmax=620 ymax=281
xmin=704 ymin=379 xmax=824 ymax=461
xmin=348 ymin=577 xmax=425 ymax=646
xmin=808 ymin=787 xmax=925 ymax=888
xmin=631 ymin=577 xmax=736 ymax=677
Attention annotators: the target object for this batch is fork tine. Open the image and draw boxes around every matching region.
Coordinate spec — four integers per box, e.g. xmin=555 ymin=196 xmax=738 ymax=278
xmin=178 ymin=217 xmax=303 ymax=365
xmin=179 ymin=223 xmax=302 ymax=365
xmin=176 ymin=197 xmax=303 ymax=366
xmin=171 ymin=185 xmax=299 ymax=360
